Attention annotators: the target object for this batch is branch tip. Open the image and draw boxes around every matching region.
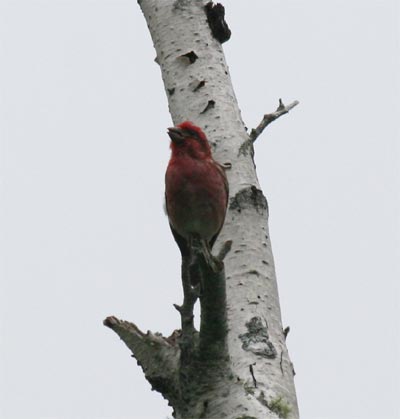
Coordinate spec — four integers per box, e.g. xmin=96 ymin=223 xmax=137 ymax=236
xmin=173 ymin=303 xmax=183 ymax=313
xmin=217 ymin=240 xmax=233 ymax=261
xmin=103 ymin=315 xmax=119 ymax=329
xmin=283 ymin=326 xmax=290 ymax=340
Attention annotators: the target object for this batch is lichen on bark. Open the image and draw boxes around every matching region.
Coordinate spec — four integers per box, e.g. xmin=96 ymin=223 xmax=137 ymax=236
xmin=239 ymin=316 xmax=277 ymax=359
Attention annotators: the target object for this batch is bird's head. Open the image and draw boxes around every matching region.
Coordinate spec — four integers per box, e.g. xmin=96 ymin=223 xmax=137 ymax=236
xmin=168 ymin=121 xmax=211 ymax=159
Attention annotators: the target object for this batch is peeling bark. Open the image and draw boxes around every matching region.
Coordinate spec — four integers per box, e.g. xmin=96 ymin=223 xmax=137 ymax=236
xmin=105 ymin=1 xmax=299 ymax=418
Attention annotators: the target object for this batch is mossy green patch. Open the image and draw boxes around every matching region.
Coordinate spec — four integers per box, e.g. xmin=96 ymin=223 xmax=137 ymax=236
xmin=268 ymin=396 xmax=291 ymax=419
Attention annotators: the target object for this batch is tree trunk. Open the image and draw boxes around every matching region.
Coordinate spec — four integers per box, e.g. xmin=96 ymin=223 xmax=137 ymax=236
xmin=104 ymin=1 xmax=299 ymax=418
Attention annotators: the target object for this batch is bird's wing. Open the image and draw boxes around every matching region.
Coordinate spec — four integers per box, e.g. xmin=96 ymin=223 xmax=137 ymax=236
xmin=169 ymin=223 xmax=190 ymax=257
xmin=209 ymin=161 xmax=229 ymax=250
xmin=165 ymin=193 xmax=190 ymax=257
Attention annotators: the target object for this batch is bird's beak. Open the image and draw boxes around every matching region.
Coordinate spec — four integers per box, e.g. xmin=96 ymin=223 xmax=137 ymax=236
xmin=167 ymin=127 xmax=185 ymax=143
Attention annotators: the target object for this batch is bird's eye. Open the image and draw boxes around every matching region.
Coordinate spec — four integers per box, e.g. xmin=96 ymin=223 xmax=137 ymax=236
xmin=184 ymin=129 xmax=201 ymax=140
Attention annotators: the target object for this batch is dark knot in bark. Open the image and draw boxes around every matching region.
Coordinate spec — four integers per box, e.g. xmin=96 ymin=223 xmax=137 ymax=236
xmin=205 ymin=2 xmax=231 ymax=44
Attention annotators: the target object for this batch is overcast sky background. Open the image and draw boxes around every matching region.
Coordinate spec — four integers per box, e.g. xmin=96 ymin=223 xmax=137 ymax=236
xmin=1 ymin=1 xmax=399 ymax=419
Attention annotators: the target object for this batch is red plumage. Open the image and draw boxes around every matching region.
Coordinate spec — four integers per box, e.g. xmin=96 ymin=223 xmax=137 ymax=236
xmin=165 ymin=121 xmax=228 ymax=257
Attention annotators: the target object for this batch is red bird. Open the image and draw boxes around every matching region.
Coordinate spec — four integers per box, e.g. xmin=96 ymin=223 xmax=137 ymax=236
xmin=165 ymin=121 xmax=229 ymax=261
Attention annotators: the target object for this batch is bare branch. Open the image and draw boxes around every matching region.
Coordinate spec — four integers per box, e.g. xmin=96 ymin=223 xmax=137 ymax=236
xmin=176 ymin=258 xmax=199 ymax=359
xmin=104 ymin=316 xmax=180 ymax=399
xmin=250 ymin=99 xmax=299 ymax=142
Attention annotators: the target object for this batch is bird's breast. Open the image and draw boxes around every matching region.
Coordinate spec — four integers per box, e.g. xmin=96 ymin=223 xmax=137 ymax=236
xmin=165 ymin=156 xmax=228 ymax=240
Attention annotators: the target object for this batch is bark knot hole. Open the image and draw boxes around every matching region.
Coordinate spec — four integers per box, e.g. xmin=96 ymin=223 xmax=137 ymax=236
xmin=200 ymin=100 xmax=215 ymax=114
xmin=179 ymin=51 xmax=198 ymax=64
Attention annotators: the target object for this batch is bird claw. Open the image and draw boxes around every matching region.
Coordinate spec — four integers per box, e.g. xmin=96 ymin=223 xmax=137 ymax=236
xmin=205 ymin=251 xmax=223 ymax=273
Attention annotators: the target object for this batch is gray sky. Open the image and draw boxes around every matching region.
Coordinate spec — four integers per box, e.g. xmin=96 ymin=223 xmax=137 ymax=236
xmin=1 ymin=1 xmax=399 ymax=419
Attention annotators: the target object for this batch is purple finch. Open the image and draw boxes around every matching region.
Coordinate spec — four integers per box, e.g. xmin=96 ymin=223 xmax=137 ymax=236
xmin=165 ymin=121 xmax=228 ymax=260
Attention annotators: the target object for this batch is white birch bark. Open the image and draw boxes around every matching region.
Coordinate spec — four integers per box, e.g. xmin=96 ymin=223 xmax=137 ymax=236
xmin=105 ymin=1 xmax=299 ymax=418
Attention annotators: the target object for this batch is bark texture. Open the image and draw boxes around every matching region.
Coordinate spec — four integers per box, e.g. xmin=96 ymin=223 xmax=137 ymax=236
xmin=105 ymin=1 xmax=299 ymax=418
